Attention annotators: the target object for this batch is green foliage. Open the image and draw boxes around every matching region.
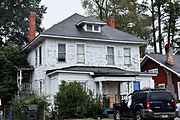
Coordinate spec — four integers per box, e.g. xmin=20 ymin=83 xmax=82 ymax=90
xmin=0 ymin=0 xmax=47 ymax=46
xmin=0 ymin=41 xmax=28 ymax=104
xmin=11 ymin=92 xmax=49 ymax=120
xmin=81 ymin=0 xmax=152 ymax=40
xmin=54 ymin=81 xmax=88 ymax=119
xmin=54 ymin=81 xmax=104 ymax=119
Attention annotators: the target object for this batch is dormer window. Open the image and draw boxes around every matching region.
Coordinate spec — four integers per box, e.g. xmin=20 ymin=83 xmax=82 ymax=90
xmin=94 ymin=25 xmax=99 ymax=31
xmin=85 ymin=24 xmax=101 ymax=32
xmin=87 ymin=24 xmax=93 ymax=31
xmin=76 ymin=16 xmax=106 ymax=33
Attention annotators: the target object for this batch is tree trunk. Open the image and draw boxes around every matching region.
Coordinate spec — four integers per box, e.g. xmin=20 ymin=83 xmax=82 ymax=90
xmin=151 ymin=0 xmax=157 ymax=54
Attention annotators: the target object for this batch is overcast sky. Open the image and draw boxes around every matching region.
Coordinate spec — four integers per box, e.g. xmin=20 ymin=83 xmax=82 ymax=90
xmin=41 ymin=0 xmax=85 ymax=29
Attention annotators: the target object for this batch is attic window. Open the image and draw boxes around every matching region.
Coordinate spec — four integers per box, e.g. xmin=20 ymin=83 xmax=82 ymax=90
xmin=87 ymin=24 xmax=92 ymax=31
xmin=84 ymin=24 xmax=101 ymax=32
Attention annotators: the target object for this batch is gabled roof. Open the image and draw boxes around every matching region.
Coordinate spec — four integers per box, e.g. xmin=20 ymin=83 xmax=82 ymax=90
xmin=141 ymin=54 xmax=180 ymax=77
xmin=46 ymin=66 xmax=146 ymax=77
xmin=22 ymin=13 xmax=147 ymax=52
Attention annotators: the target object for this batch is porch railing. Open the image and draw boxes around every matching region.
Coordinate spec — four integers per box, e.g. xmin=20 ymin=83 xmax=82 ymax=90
xmin=21 ymin=83 xmax=30 ymax=92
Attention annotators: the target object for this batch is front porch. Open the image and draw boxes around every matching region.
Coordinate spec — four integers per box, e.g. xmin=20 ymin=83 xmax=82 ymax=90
xmin=16 ymin=66 xmax=34 ymax=95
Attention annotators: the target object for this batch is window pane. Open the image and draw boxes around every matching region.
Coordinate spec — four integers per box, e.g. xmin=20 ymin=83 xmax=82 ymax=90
xmin=39 ymin=46 xmax=42 ymax=65
xmin=35 ymin=49 xmax=37 ymax=66
xmin=58 ymin=44 xmax=65 ymax=52
xmin=58 ymin=44 xmax=66 ymax=61
xmin=124 ymin=57 xmax=130 ymax=64
xmin=124 ymin=49 xmax=130 ymax=56
xmin=107 ymin=47 xmax=114 ymax=64
xmin=107 ymin=47 xmax=114 ymax=54
xmin=107 ymin=55 xmax=114 ymax=64
xmin=77 ymin=44 xmax=84 ymax=54
xmin=77 ymin=44 xmax=85 ymax=63
xmin=87 ymin=24 xmax=92 ymax=31
xmin=124 ymin=48 xmax=131 ymax=64
xmin=94 ymin=26 xmax=99 ymax=31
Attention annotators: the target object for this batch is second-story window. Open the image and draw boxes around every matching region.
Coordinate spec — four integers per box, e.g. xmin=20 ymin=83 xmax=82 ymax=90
xmin=77 ymin=44 xmax=85 ymax=63
xmin=124 ymin=48 xmax=131 ymax=65
xmin=39 ymin=46 xmax=42 ymax=65
xmin=35 ymin=49 xmax=38 ymax=66
xmin=58 ymin=44 xmax=66 ymax=62
xmin=107 ymin=46 xmax=114 ymax=65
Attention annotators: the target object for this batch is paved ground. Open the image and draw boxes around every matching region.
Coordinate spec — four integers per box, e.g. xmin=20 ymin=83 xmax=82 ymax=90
xmin=65 ymin=117 xmax=180 ymax=120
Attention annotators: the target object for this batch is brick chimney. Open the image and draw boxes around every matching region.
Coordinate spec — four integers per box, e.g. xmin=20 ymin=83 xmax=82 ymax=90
xmin=107 ymin=16 xmax=115 ymax=28
xmin=29 ymin=11 xmax=36 ymax=42
xmin=165 ymin=43 xmax=174 ymax=65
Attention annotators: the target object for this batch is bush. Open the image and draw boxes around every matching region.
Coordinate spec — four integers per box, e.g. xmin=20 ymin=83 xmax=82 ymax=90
xmin=54 ymin=81 xmax=104 ymax=119
xmin=54 ymin=81 xmax=88 ymax=119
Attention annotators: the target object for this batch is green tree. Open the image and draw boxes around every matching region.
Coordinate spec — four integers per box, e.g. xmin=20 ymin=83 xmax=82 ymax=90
xmin=0 ymin=0 xmax=47 ymax=46
xmin=81 ymin=0 xmax=152 ymax=40
xmin=0 ymin=41 xmax=28 ymax=105
xmin=141 ymin=0 xmax=180 ymax=54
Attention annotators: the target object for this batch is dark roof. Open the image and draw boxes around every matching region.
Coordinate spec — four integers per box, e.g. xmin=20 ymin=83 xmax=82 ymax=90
xmin=46 ymin=66 xmax=142 ymax=77
xmin=43 ymin=13 xmax=145 ymax=43
xmin=22 ymin=13 xmax=147 ymax=52
xmin=141 ymin=54 xmax=180 ymax=76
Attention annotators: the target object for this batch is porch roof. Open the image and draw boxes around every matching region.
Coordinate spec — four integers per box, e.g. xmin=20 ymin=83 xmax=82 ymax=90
xmin=46 ymin=66 xmax=143 ymax=77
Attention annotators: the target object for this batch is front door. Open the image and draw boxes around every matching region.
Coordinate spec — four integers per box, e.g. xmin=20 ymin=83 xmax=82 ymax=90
xmin=133 ymin=81 xmax=140 ymax=90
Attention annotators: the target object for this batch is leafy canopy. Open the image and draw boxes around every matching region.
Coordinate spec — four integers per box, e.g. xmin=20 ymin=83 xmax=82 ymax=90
xmin=0 ymin=0 xmax=47 ymax=46
xmin=0 ymin=41 xmax=28 ymax=104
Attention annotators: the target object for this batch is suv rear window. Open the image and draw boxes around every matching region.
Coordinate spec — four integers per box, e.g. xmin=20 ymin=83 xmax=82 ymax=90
xmin=150 ymin=92 xmax=174 ymax=101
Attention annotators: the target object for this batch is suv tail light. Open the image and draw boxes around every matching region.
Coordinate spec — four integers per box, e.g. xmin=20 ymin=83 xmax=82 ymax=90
xmin=174 ymin=101 xmax=177 ymax=109
xmin=147 ymin=101 xmax=151 ymax=109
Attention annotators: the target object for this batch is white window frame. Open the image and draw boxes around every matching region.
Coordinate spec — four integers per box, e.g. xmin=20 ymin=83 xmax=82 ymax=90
xmin=149 ymin=68 xmax=158 ymax=74
xmin=58 ymin=44 xmax=66 ymax=62
xmin=83 ymin=24 xmax=101 ymax=32
xmin=124 ymin=48 xmax=131 ymax=65
xmin=107 ymin=46 xmax=115 ymax=65
xmin=77 ymin=44 xmax=85 ymax=63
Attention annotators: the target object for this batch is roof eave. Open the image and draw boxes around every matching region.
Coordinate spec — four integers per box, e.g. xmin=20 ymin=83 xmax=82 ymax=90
xmin=41 ymin=34 xmax=147 ymax=45
xmin=141 ymin=54 xmax=180 ymax=77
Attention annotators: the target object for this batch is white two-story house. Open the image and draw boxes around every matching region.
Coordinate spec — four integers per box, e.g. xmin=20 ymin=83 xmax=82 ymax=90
xmin=20 ymin=13 xmax=154 ymax=108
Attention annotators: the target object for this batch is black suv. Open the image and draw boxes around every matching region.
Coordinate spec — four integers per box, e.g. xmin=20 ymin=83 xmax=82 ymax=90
xmin=113 ymin=89 xmax=178 ymax=120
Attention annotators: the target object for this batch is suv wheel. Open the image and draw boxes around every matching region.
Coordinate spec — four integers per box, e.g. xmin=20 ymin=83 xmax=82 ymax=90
xmin=135 ymin=111 xmax=144 ymax=120
xmin=114 ymin=110 xmax=122 ymax=120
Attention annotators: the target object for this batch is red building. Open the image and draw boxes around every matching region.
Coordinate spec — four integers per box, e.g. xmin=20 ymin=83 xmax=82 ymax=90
xmin=141 ymin=54 xmax=180 ymax=101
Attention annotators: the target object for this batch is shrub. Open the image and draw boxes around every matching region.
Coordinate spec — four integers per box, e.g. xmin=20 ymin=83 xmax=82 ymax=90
xmin=54 ymin=81 xmax=105 ymax=119
xmin=54 ymin=81 xmax=88 ymax=119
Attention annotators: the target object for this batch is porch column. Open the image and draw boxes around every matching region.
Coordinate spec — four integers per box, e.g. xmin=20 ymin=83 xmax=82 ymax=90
xmin=19 ymin=70 xmax=22 ymax=92
xmin=99 ymin=81 xmax=103 ymax=95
